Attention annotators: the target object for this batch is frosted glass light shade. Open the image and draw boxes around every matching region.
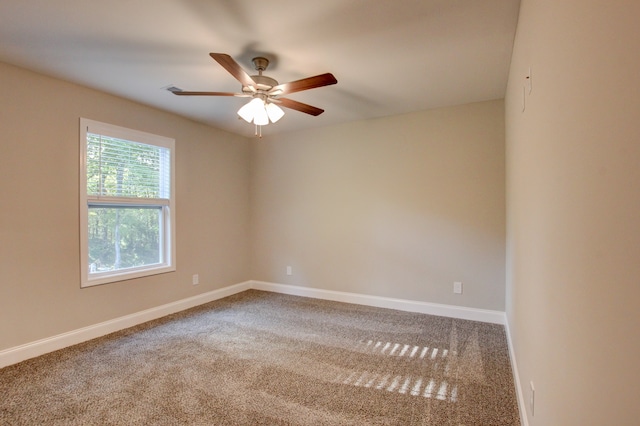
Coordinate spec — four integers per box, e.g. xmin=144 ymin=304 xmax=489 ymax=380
xmin=253 ymin=103 xmax=269 ymax=125
xmin=266 ymin=102 xmax=285 ymax=123
xmin=237 ymin=98 xmax=265 ymax=123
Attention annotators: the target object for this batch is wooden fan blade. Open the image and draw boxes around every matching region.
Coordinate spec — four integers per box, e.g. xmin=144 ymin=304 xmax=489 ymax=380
xmin=277 ymin=97 xmax=325 ymax=116
xmin=269 ymin=73 xmax=337 ymax=96
xmin=209 ymin=53 xmax=256 ymax=87
xmin=172 ymin=91 xmax=238 ymax=96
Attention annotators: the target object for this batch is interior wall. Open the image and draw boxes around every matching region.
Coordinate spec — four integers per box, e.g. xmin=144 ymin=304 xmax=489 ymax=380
xmin=0 ymin=62 xmax=251 ymax=351
xmin=505 ymin=0 xmax=640 ymax=424
xmin=251 ymin=100 xmax=506 ymax=310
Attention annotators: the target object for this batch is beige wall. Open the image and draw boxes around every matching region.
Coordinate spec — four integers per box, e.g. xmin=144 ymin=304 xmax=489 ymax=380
xmin=505 ymin=0 xmax=640 ymax=424
xmin=0 ymin=62 xmax=251 ymax=351
xmin=251 ymin=100 xmax=506 ymax=310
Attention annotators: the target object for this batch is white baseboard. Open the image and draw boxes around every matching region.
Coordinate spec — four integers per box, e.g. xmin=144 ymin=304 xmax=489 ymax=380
xmin=1 ymin=280 xmax=507 ymax=369
xmin=0 ymin=281 xmax=251 ymax=368
xmin=250 ymin=280 xmax=505 ymax=324
xmin=504 ymin=315 xmax=529 ymax=426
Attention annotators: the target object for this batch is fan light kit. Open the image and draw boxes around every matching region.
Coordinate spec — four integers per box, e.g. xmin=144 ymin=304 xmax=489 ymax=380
xmin=171 ymin=53 xmax=337 ymax=137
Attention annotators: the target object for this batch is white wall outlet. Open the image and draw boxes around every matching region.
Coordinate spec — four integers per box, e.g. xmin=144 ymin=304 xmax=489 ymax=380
xmin=192 ymin=274 xmax=199 ymax=285
xmin=453 ymin=281 xmax=463 ymax=294
xmin=530 ymin=381 xmax=535 ymax=416
xmin=286 ymin=266 xmax=292 ymax=276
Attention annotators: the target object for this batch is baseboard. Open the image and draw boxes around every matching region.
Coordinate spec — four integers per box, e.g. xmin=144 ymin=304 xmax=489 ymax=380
xmin=504 ymin=315 xmax=529 ymax=426
xmin=250 ymin=281 xmax=505 ymax=324
xmin=1 ymin=280 xmax=507 ymax=369
xmin=0 ymin=281 xmax=251 ymax=368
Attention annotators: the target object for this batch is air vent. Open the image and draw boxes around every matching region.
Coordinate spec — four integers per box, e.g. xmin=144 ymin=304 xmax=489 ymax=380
xmin=163 ymin=85 xmax=183 ymax=93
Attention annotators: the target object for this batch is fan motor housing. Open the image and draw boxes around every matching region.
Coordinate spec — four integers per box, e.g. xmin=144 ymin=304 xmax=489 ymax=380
xmin=243 ymin=74 xmax=278 ymax=93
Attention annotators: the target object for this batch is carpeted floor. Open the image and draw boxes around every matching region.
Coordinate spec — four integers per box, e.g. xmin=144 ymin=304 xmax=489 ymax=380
xmin=0 ymin=290 xmax=520 ymax=425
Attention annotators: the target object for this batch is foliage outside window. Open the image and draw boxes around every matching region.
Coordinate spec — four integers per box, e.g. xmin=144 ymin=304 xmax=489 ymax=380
xmin=80 ymin=118 xmax=175 ymax=287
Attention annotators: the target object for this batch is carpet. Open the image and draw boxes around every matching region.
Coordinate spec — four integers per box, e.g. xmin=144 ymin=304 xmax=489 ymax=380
xmin=0 ymin=290 xmax=520 ymax=425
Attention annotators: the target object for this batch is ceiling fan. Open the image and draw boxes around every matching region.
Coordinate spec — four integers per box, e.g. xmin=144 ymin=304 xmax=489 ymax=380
xmin=171 ymin=53 xmax=337 ymax=136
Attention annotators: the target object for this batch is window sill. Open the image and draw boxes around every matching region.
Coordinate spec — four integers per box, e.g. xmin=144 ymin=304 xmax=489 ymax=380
xmin=81 ymin=265 xmax=175 ymax=288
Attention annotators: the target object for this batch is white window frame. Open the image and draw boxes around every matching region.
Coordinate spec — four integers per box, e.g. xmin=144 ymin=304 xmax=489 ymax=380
xmin=79 ymin=118 xmax=176 ymax=287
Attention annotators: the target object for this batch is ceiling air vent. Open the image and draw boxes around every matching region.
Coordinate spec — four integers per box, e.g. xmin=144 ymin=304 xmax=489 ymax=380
xmin=163 ymin=85 xmax=183 ymax=93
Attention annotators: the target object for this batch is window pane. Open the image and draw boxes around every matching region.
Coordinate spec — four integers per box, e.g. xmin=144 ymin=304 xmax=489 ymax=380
xmin=88 ymin=206 xmax=162 ymax=273
xmin=86 ymin=134 xmax=170 ymax=199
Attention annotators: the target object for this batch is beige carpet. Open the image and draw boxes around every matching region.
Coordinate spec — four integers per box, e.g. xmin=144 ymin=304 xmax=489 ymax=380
xmin=0 ymin=290 xmax=520 ymax=425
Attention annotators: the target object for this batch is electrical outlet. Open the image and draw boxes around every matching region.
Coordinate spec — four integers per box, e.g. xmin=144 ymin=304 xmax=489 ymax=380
xmin=530 ymin=381 xmax=535 ymax=416
xmin=192 ymin=274 xmax=199 ymax=285
xmin=286 ymin=266 xmax=292 ymax=276
xmin=453 ymin=281 xmax=463 ymax=294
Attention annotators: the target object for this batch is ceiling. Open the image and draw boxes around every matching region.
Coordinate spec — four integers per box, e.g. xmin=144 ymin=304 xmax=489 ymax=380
xmin=0 ymin=0 xmax=520 ymax=138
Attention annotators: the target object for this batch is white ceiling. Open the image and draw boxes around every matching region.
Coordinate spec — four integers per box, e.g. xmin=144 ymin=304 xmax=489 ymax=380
xmin=0 ymin=0 xmax=520 ymax=138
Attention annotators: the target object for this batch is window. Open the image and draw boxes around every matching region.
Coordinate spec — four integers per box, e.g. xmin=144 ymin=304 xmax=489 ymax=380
xmin=80 ymin=118 xmax=175 ymax=287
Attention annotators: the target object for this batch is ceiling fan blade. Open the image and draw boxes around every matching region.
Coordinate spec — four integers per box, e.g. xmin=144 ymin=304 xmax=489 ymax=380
xmin=269 ymin=73 xmax=337 ymax=96
xmin=209 ymin=53 xmax=256 ymax=87
xmin=277 ymin=97 xmax=325 ymax=116
xmin=172 ymin=91 xmax=238 ymax=96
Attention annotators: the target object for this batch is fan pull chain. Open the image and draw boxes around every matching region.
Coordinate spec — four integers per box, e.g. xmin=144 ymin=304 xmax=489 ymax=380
xmin=255 ymin=124 xmax=262 ymax=138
